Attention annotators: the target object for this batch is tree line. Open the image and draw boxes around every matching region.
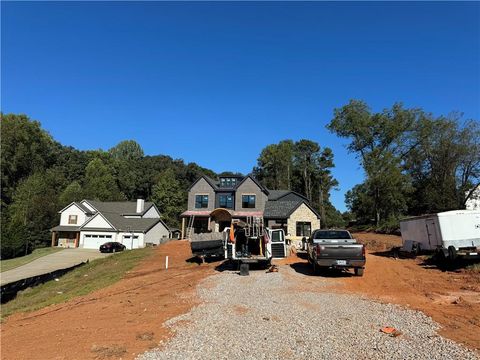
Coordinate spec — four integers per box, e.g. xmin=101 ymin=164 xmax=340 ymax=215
xmin=2 ymin=101 xmax=478 ymax=258
xmin=1 ymin=114 xmax=215 ymax=259
xmin=253 ymin=139 xmax=344 ymax=228
xmin=328 ymin=100 xmax=479 ymax=231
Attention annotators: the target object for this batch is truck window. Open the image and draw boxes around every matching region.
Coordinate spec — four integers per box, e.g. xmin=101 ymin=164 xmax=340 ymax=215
xmin=313 ymin=230 xmax=351 ymax=239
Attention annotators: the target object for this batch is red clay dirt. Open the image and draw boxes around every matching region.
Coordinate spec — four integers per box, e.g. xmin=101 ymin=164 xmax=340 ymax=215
xmin=2 ymin=233 xmax=479 ymax=358
xmin=1 ymin=241 xmax=216 ymax=360
xmin=284 ymin=232 xmax=480 ymax=350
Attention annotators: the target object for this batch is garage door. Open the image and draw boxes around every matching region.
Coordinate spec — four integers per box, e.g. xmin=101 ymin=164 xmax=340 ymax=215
xmin=122 ymin=235 xmax=139 ymax=249
xmin=83 ymin=234 xmax=112 ymax=249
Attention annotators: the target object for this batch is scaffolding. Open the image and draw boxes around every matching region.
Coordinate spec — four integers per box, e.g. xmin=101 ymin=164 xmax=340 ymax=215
xmin=245 ymin=216 xmax=264 ymax=238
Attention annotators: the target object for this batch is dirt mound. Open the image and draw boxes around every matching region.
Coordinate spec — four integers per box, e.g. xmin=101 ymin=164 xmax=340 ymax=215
xmin=1 ymin=241 xmax=216 ymax=360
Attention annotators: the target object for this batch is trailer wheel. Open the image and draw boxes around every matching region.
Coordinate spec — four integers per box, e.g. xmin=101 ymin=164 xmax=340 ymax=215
xmin=354 ymin=268 xmax=364 ymax=277
xmin=448 ymin=246 xmax=457 ymax=261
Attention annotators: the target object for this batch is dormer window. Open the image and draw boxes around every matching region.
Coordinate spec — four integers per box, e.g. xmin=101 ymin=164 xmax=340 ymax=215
xmin=68 ymin=215 xmax=78 ymax=224
xmin=220 ymin=177 xmax=238 ymax=188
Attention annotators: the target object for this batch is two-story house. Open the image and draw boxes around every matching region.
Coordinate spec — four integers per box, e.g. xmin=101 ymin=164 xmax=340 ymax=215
xmin=51 ymin=199 xmax=170 ymax=249
xmin=180 ymin=174 xmax=321 ymax=244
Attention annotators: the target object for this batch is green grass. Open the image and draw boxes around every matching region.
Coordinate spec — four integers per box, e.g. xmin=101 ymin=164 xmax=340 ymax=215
xmin=0 ymin=247 xmax=65 ymax=273
xmin=1 ymin=247 xmax=153 ymax=320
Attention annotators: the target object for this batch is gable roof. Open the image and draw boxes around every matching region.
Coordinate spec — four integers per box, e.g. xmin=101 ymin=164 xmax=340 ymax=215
xmin=188 ymin=175 xmax=218 ymax=191
xmin=84 ymin=200 xmax=155 ymax=216
xmin=80 ymin=212 xmax=117 ymax=230
xmin=189 ymin=173 xmax=269 ymax=194
xmin=264 ymin=199 xmax=320 ymax=219
xmin=101 ymin=212 xmax=167 ymax=232
xmin=80 ymin=211 xmax=168 ymax=233
xmin=58 ymin=201 xmax=94 ymax=214
xmin=233 ymin=174 xmax=269 ymax=195
xmin=267 ymin=190 xmax=308 ymax=201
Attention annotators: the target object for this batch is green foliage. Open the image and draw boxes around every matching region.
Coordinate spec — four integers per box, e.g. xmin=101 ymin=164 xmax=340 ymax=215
xmin=83 ymin=158 xmax=125 ymax=201
xmin=1 ymin=114 xmax=57 ymax=206
xmin=109 ymin=140 xmax=144 ymax=161
xmin=59 ymin=181 xmax=84 ymax=206
xmin=331 ymin=100 xmax=479 ymax=231
xmin=2 ymin=170 xmax=63 ymax=258
xmin=1 ymin=115 xmax=217 ymax=259
xmin=255 ymin=139 xmax=339 ymax=228
xmin=151 ymin=168 xmax=185 ymax=227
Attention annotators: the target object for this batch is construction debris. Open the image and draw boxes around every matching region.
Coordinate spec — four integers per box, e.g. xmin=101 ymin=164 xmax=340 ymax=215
xmin=266 ymin=265 xmax=279 ymax=273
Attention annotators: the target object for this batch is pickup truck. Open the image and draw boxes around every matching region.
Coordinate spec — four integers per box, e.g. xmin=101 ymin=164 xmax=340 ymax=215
xmin=306 ymin=229 xmax=366 ymax=276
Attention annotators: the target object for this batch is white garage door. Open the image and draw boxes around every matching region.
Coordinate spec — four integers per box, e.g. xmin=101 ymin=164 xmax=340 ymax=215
xmin=83 ymin=234 xmax=112 ymax=249
xmin=122 ymin=235 xmax=139 ymax=249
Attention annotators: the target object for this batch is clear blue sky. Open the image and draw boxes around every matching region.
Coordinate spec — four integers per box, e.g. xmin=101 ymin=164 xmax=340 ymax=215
xmin=2 ymin=2 xmax=479 ymax=211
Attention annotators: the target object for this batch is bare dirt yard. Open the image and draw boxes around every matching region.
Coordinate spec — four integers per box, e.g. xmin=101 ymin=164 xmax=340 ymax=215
xmin=1 ymin=241 xmax=217 ymax=360
xmin=2 ymin=233 xmax=479 ymax=359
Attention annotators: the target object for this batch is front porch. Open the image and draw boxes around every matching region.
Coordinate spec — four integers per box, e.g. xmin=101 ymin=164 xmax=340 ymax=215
xmin=50 ymin=226 xmax=80 ymax=248
xmin=180 ymin=209 xmax=264 ymax=239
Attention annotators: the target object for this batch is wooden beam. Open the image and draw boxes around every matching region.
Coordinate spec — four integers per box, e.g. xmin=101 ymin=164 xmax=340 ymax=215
xmin=181 ymin=217 xmax=186 ymax=239
xmin=51 ymin=232 xmax=56 ymax=247
xmin=74 ymin=232 xmax=80 ymax=248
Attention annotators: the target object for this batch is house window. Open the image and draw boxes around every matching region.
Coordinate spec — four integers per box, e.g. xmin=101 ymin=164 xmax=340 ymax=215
xmin=68 ymin=215 xmax=78 ymax=224
xmin=242 ymin=195 xmax=256 ymax=208
xmin=296 ymin=222 xmax=311 ymax=237
xmin=219 ymin=195 xmax=233 ymax=209
xmin=220 ymin=177 xmax=238 ymax=188
xmin=195 ymin=195 xmax=209 ymax=208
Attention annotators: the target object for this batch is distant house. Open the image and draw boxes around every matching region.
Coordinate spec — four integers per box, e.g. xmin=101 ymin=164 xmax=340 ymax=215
xmin=51 ymin=199 xmax=169 ymax=249
xmin=180 ymin=174 xmax=320 ymax=243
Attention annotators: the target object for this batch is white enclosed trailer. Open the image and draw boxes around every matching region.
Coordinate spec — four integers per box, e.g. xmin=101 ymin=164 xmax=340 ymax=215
xmin=399 ymin=210 xmax=480 ymax=260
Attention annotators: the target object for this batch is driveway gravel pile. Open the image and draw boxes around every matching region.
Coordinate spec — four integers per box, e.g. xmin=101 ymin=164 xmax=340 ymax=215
xmin=139 ymin=265 xmax=479 ymax=360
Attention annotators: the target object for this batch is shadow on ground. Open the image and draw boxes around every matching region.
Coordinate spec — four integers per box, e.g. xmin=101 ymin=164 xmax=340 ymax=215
xmin=369 ymin=250 xmax=479 ymax=273
xmin=289 ymin=262 xmax=354 ymax=278
xmin=186 ymin=256 xmax=225 ymax=265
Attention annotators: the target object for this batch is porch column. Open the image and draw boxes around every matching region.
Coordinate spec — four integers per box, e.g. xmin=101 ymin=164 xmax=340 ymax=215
xmin=181 ymin=217 xmax=186 ymax=239
xmin=207 ymin=216 xmax=211 ymax=231
xmin=74 ymin=232 xmax=80 ymax=248
xmin=51 ymin=232 xmax=56 ymax=247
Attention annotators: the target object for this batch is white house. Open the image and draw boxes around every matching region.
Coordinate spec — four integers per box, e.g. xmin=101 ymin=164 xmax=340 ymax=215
xmin=51 ymin=199 xmax=170 ymax=249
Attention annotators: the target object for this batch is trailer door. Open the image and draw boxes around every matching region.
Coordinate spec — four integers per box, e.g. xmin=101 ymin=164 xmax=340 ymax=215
xmin=425 ymin=219 xmax=439 ymax=250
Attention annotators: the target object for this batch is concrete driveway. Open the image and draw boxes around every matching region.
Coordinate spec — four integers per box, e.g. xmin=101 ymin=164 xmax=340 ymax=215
xmin=1 ymin=248 xmax=110 ymax=286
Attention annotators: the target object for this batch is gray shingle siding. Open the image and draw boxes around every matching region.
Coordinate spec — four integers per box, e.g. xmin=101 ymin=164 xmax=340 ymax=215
xmin=235 ymin=177 xmax=268 ymax=212
xmin=188 ymin=177 xmax=215 ymax=211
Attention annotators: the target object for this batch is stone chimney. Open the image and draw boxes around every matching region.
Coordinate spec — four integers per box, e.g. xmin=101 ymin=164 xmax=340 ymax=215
xmin=136 ymin=199 xmax=145 ymax=213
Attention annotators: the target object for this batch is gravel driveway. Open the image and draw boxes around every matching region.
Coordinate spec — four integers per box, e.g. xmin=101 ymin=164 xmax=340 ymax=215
xmin=139 ymin=264 xmax=479 ymax=360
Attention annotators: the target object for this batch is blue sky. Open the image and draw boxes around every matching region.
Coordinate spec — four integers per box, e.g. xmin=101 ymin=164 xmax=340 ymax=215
xmin=2 ymin=2 xmax=479 ymax=211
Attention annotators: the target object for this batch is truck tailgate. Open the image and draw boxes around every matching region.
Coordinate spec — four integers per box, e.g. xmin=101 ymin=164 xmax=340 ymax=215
xmin=316 ymin=244 xmax=364 ymax=259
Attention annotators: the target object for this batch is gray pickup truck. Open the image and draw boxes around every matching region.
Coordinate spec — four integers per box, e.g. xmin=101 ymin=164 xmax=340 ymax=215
xmin=306 ymin=229 xmax=366 ymax=276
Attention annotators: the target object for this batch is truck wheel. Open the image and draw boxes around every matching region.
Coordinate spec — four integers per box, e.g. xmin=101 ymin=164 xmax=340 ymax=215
xmin=448 ymin=246 xmax=457 ymax=261
xmin=354 ymin=268 xmax=364 ymax=277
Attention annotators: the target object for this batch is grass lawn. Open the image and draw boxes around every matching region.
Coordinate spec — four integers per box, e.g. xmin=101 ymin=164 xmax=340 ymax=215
xmin=1 ymin=247 xmax=65 ymax=273
xmin=1 ymin=247 xmax=153 ymax=320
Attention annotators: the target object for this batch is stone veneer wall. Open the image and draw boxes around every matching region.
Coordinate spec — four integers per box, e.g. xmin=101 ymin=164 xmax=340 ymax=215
xmin=286 ymin=203 xmax=321 ymax=244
